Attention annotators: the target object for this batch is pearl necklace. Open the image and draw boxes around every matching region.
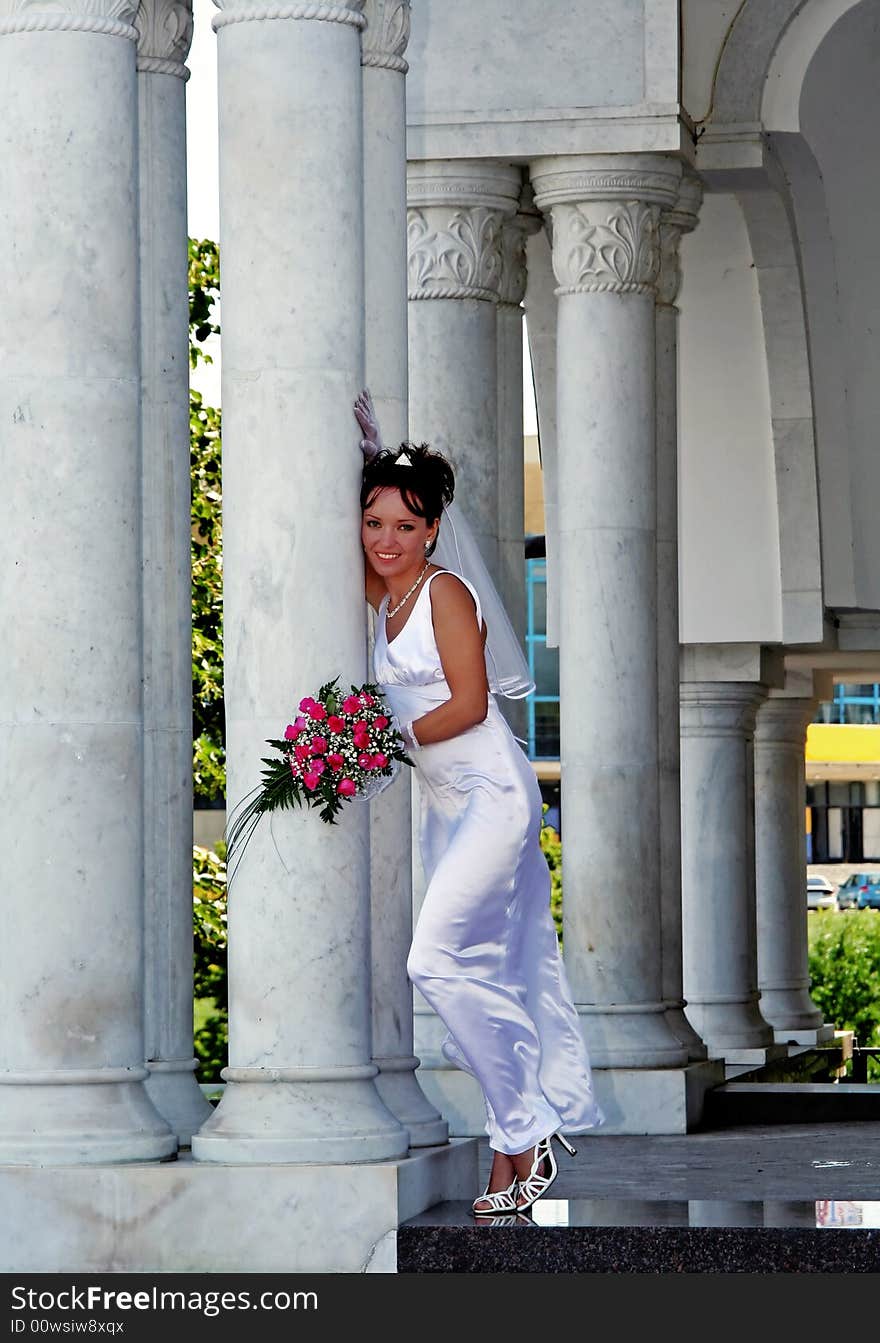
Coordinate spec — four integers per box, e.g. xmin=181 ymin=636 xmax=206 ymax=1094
xmin=386 ymin=562 xmax=430 ymax=618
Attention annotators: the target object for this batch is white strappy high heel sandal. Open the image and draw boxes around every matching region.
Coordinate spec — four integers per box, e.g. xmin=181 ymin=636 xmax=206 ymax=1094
xmin=471 ymin=1175 xmax=519 ymax=1217
xmin=514 ymin=1131 xmax=577 ymax=1212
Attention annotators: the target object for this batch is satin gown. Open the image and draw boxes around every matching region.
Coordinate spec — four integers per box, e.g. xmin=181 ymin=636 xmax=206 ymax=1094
xmin=373 ymin=567 xmax=604 ymax=1155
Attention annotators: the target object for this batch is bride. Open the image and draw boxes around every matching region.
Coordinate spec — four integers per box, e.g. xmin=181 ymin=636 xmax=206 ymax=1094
xmin=355 ymin=390 xmax=603 ymax=1216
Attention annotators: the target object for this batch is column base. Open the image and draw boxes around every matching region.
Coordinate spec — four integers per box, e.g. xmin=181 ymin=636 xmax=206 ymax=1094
xmin=415 ymin=1060 xmax=725 ymax=1136
xmin=373 ymin=1054 xmax=449 ymax=1148
xmin=684 ymin=998 xmax=776 ymax=1056
xmin=722 ymin=1044 xmax=792 ymax=1079
xmin=758 ymin=988 xmax=825 ymax=1038
xmin=145 ymin=1058 xmax=213 ymax=1147
xmin=0 ymin=1072 xmax=177 ymax=1165
xmin=0 ymin=1140 xmax=477 ymax=1273
xmin=192 ymin=1070 xmax=410 ymax=1164
xmin=664 ymin=1004 xmax=709 ymax=1060
xmin=575 ymin=1005 xmax=689 ymax=1069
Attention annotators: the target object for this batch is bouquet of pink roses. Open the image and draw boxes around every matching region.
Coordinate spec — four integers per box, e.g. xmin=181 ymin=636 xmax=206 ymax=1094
xmin=225 ymin=677 xmax=412 ymax=878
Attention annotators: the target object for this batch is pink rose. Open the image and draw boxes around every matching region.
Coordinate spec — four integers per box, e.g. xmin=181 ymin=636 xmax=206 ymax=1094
xmin=337 ymin=777 xmax=357 ymax=797
xmin=294 ymin=743 xmax=310 ymax=764
xmin=299 ymin=697 xmax=316 ymax=713
xmin=307 ymin=702 xmax=327 ymax=721
xmin=327 ymin=715 xmax=345 ymax=734
xmin=358 ymin=752 xmax=373 ymax=769
xmin=342 ymin=695 xmax=361 ymax=715
xmin=310 ymin=757 xmax=326 ymax=775
xmin=371 ymin=715 xmax=389 ymax=731
xmin=303 ymin=771 xmax=321 ymax=791
xmin=327 ymin=752 xmax=344 ymax=770
xmin=372 ymin=752 xmax=388 ymax=769
xmin=284 ymin=723 xmax=298 ymax=741
xmin=310 ymin=736 xmax=328 ymax=755
xmin=354 ymin=734 xmax=370 ymax=752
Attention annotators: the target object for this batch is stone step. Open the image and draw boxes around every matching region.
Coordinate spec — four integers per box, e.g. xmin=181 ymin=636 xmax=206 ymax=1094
xmin=727 ymin=1045 xmax=847 ymax=1084
xmin=398 ymin=1199 xmax=880 ymax=1272
xmin=705 ymin=1082 xmax=880 ymax=1127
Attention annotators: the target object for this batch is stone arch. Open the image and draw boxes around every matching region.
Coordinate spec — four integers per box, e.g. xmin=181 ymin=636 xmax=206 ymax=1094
xmin=708 ymin=0 xmax=866 ymax=129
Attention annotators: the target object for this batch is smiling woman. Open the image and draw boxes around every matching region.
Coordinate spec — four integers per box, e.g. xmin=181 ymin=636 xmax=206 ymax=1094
xmin=355 ymin=390 xmax=603 ymax=1218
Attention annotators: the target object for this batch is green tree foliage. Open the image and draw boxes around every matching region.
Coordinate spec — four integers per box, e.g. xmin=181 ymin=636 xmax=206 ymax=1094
xmin=189 ymin=239 xmax=225 ymax=802
xmin=540 ymin=809 xmax=563 ymax=946
xmin=193 ymin=843 xmax=228 ymax=1082
xmin=808 ymin=911 xmax=880 ymax=1075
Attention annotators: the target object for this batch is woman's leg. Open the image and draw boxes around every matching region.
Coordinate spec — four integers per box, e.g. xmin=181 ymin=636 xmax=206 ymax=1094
xmin=407 ymin=785 xmax=563 ymax=1156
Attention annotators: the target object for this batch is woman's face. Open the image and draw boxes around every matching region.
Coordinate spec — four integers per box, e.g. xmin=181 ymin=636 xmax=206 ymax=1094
xmin=361 ymin=486 xmax=438 ymax=580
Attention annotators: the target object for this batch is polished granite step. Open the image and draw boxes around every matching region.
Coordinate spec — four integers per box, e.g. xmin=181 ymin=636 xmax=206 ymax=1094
xmin=398 ymin=1197 xmax=880 ymax=1272
xmin=705 ymin=1082 xmax=880 ymax=1127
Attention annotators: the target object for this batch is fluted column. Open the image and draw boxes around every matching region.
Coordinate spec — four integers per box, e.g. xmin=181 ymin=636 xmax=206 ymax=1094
xmin=497 ymin=190 xmax=541 ymax=743
xmin=362 ymin=0 xmax=447 ymax=1147
xmin=680 ymin=683 xmax=775 ymax=1054
xmin=0 ymin=0 xmax=175 ymax=1161
xmin=407 ymin=159 xmax=522 ymax=581
xmin=137 ymin=0 xmax=212 ymax=1145
xmin=193 ymin=0 xmax=407 ymax=1163
xmin=530 ymin=154 xmax=687 ymax=1068
xmin=655 ymin=174 xmax=707 ymax=1061
xmin=754 ymin=694 xmax=824 ymax=1037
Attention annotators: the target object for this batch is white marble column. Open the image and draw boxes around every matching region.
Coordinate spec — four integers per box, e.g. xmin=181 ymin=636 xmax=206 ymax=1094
xmin=655 ymin=174 xmax=707 ymax=1062
xmin=405 ymin=159 xmax=521 ymax=1113
xmin=405 ymin=159 xmax=523 ymax=1101
xmin=754 ymin=692 xmax=825 ymax=1040
xmin=530 ymin=154 xmax=688 ymax=1069
xmin=522 ymin=220 xmax=562 ymax=648
xmin=497 ymin=192 xmax=541 ymax=743
xmin=193 ymin=0 xmax=407 ymax=1163
xmin=407 ymin=159 xmax=522 ymax=581
xmin=137 ymin=0 xmax=212 ymax=1145
xmin=680 ymin=682 xmax=776 ymax=1055
xmin=362 ymin=0 xmax=447 ymax=1147
xmin=0 ymin=0 xmax=175 ymax=1162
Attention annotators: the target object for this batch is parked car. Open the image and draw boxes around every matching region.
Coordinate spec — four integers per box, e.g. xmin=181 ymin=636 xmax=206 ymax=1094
xmin=835 ymin=872 xmax=880 ymax=911
xmin=807 ymin=875 xmax=837 ymax=911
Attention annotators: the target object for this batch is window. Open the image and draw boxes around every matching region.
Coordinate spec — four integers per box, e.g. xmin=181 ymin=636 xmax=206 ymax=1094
xmin=814 ymin=684 xmax=880 ymax=724
xmin=526 ymin=556 xmax=560 ymax=758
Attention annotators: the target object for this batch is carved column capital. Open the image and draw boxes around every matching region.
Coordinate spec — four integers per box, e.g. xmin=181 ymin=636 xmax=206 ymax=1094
xmin=212 ymin=0 xmax=365 ymax=34
xmin=498 ymin=185 xmax=542 ymax=308
xmin=136 ymin=0 xmax=193 ymax=77
xmin=406 ymin=161 xmax=521 ymax=303
xmin=0 ymin=0 xmax=139 ymax=38
xmin=361 ymin=0 xmax=408 ymax=72
xmin=657 ymin=169 xmax=703 ymax=310
xmin=530 ymin=154 xmax=682 ymax=298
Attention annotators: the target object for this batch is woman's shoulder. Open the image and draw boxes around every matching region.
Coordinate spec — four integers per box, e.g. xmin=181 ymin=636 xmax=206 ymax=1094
xmin=426 ymin=568 xmax=482 ymax=628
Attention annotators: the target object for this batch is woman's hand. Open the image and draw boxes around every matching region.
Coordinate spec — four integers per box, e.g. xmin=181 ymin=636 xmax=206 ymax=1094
xmin=354 ymin=388 xmax=383 ymax=460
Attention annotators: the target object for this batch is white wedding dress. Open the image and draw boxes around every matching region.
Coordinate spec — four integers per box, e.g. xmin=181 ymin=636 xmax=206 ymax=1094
xmin=373 ymin=567 xmax=604 ymax=1155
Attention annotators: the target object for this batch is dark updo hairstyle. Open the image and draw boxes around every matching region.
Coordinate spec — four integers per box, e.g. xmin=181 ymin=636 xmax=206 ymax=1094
xmin=361 ymin=442 xmax=455 ymax=558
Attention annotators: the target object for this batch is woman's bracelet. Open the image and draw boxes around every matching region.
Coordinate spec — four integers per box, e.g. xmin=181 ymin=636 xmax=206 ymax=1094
xmin=401 ymin=718 xmax=422 ymax=751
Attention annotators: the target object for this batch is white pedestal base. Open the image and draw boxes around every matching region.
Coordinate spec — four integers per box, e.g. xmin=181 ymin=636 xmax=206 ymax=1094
xmin=774 ymin=1024 xmax=836 ymax=1047
xmin=0 ymin=1141 xmax=477 ymax=1273
xmin=415 ymin=1061 xmax=725 ymax=1137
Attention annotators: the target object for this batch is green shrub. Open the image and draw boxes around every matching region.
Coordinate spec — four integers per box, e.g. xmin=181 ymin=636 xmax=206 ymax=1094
xmin=193 ymin=843 xmax=228 ymax=1083
xmin=808 ymin=911 xmax=880 ymax=1075
xmin=540 ymin=811 xmax=563 ymax=946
